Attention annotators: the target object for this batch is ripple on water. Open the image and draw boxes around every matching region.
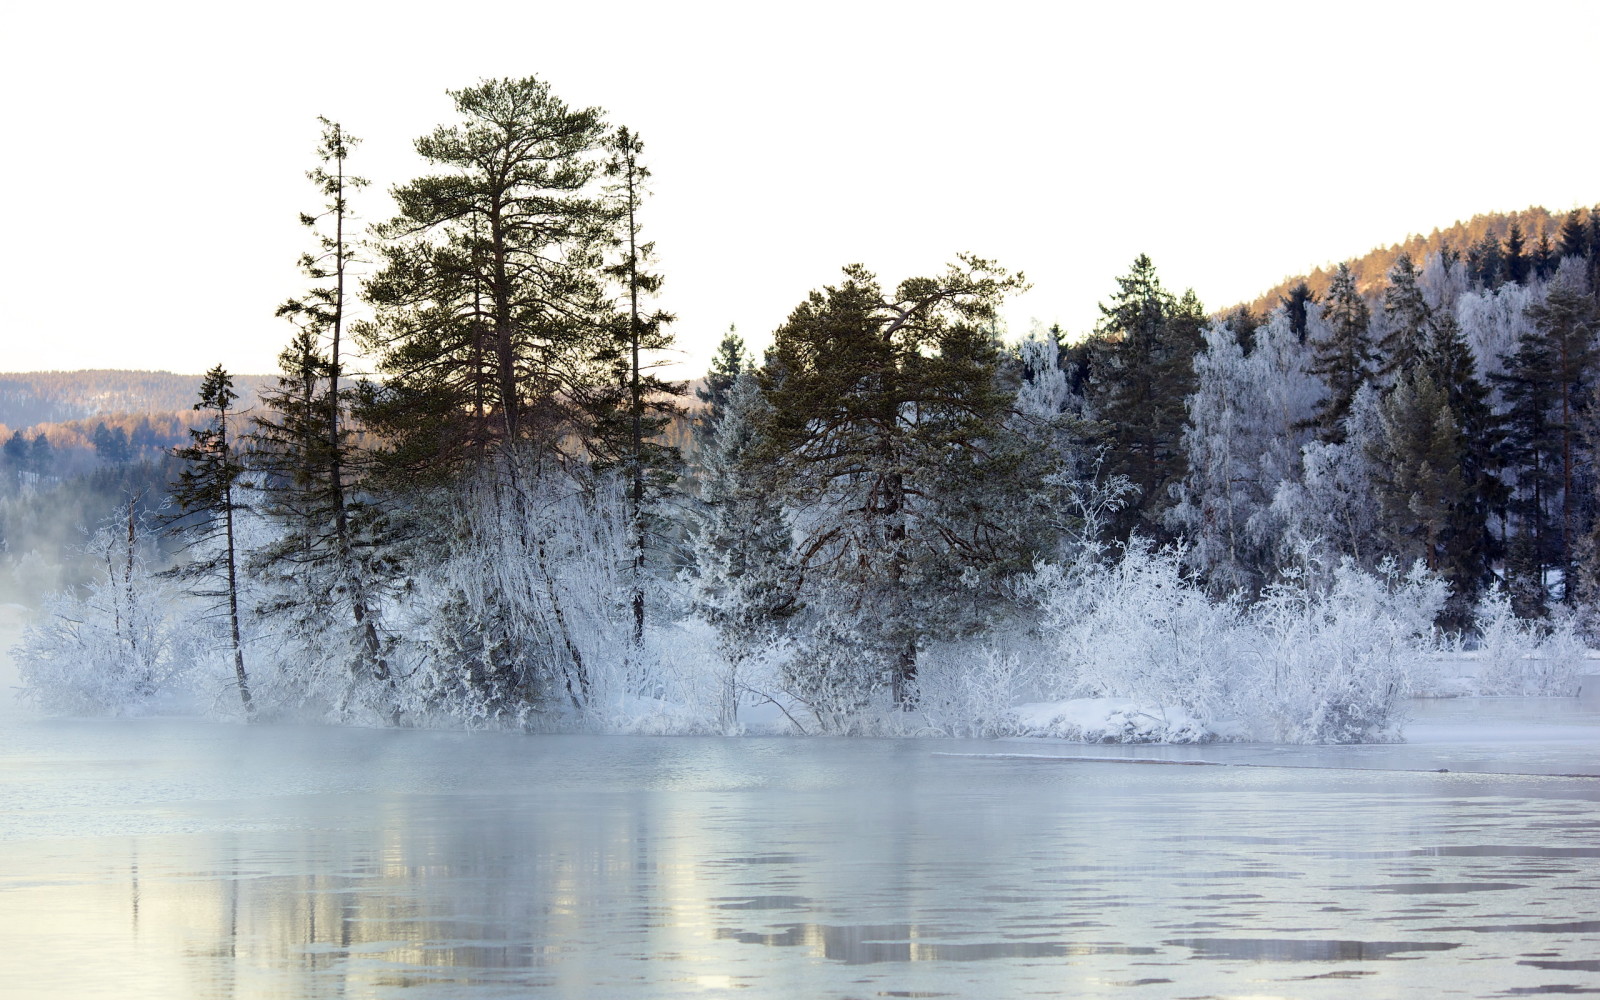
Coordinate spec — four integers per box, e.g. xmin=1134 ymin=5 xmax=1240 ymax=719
xmin=717 ymin=923 xmax=1157 ymax=965
xmin=1165 ymin=938 xmax=1461 ymax=961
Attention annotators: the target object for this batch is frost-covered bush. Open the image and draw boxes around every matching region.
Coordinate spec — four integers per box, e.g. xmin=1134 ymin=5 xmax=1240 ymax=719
xmin=910 ymin=644 xmax=1034 ymax=738
xmin=1246 ymin=559 xmax=1444 ymax=743
xmin=1028 ymin=540 xmax=1247 ymax=731
xmin=1024 ymin=542 xmax=1448 ymax=744
xmin=1473 ymin=585 xmax=1583 ymax=696
xmin=14 ymin=519 xmax=200 ymax=715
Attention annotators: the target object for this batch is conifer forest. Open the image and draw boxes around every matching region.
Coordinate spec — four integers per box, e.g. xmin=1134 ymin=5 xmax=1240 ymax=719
xmin=12 ymin=75 xmax=1600 ymax=744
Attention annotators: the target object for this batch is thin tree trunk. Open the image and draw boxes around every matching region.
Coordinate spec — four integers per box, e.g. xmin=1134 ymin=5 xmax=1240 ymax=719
xmin=221 ymin=450 xmax=253 ymax=716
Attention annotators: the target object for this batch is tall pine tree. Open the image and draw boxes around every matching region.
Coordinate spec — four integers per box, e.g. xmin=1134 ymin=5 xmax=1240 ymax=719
xmin=1084 ymin=255 xmax=1203 ymax=541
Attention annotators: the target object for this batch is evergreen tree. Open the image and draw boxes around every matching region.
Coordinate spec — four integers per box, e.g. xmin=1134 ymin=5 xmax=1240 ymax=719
xmin=1504 ymin=221 xmax=1530 ymax=285
xmin=361 ymin=76 xmax=614 ymax=477
xmin=695 ymin=328 xmax=748 ymax=444
xmin=169 ymin=366 xmax=253 ymax=715
xmin=1526 ymin=278 xmax=1600 ymax=598
xmin=29 ymin=433 xmax=53 ymax=476
xmin=1418 ymin=313 xmax=1502 ymax=624
xmin=1377 ymin=253 xmax=1430 ymax=378
xmin=358 ymin=77 xmax=617 ymax=712
xmin=1468 ymin=232 xmax=1504 ymax=288
xmin=1304 ymin=262 xmax=1374 ymax=442
xmin=1369 ymin=372 xmax=1463 ymax=578
xmin=1084 ymin=255 xmax=1203 ymax=541
xmin=590 ymin=126 xmax=683 ymax=646
xmin=1280 ymin=280 xmax=1316 ymax=343
xmin=758 ymin=256 xmax=1024 ymax=710
xmin=1589 ymin=207 xmax=1600 ymax=302
xmin=256 ymin=119 xmax=392 ymax=701
xmin=689 ymin=373 xmax=796 ymax=728
xmin=1557 ymin=209 xmax=1589 ymax=260
xmin=1491 ymin=326 xmax=1562 ymax=616
xmin=1533 ymin=229 xmax=1559 ymax=281
xmin=2 ymin=430 xmax=25 ymax=470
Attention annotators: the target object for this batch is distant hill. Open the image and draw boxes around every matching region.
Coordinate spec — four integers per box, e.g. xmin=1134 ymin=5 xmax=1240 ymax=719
xmin=0 ymin=370 xmax=275 ymax=431
xmin=1239 ymin=204 xmax=1594 ymax=315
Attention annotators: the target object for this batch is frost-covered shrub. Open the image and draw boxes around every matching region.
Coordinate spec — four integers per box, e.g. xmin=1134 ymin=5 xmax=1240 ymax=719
xmin=1473 ymin=585 xmax=1583 ymax=696
xmin=910 ymin=645 xmax=1034 ymax=738
xmin=1024 ymin=543 xmax=1448 ymax=744
xmin=14 ymin=521 xmax=199 ymax=715
xmin=1027 ymin=540 xmax=1247 ymax=731
xmin=1246 ymin=559 xmax=1444 ymax=743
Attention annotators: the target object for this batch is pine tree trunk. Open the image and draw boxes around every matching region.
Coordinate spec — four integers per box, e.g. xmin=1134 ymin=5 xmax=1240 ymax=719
xmin=222 ymin=481 xmax=253 ymax=716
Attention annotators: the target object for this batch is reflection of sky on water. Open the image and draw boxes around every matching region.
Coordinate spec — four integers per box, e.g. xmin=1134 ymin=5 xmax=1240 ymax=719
xmin=0 ymin=701 xmax=1597 ymax=999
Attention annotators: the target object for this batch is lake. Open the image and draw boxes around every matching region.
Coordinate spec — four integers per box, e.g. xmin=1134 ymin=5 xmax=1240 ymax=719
xmin=1 ymin=700 xmax=1597 ymax=999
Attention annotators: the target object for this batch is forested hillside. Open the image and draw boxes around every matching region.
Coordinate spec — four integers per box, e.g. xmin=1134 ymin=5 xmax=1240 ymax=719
xmin=0 ymin=371 xmax=273 ymax=429
xmin=11 ymin=75 xmax=1596 ymax=742
xmin=1244 ymin=206 xmax=1594 ymax=312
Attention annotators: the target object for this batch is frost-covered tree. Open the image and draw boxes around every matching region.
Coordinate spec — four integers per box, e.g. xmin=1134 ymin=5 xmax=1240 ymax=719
xmin=1456 ymin=279 xmax=1540 ymax=390
xmin=694 ymin=329 xmax=749 ymax=446
xmin=14 ymin=501 xmax=190 ymax=714
xmin=689 ymin=373 xmax=795 ymax=728
xmin=1273 ymin=383 xmax=1387 ymax=577
xmin=758 ymin=256 xmax=1024 ymax=710
xmin=1170 ymin=313 xmax=1318 ymax=595
xmin=1377 ymin=253 xmax=1431 ymax=379
xmin=169 ymin=366 xmax=253 ymax=715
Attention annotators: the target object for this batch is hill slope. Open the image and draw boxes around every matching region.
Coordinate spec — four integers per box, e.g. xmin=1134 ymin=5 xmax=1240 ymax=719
xmin=1240 ymin=204 xmax=1592 ymax=314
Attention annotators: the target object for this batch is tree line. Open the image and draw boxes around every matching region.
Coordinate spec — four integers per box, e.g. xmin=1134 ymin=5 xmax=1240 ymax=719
xmin=15 ymin=73 xmax=1598 ymax=736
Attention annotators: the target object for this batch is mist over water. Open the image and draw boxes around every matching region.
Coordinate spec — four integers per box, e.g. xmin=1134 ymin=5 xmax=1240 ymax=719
xmin=2 ymin=703 xmax=1598 ymax=999
xmin=0 ymin=604 xmax=27 ymax=715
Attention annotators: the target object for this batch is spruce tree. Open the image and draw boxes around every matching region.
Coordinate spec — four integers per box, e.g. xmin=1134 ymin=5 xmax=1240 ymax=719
xmin=1557 ymin=209 xmax=1589 ymax=261
xmin=170 ymin=366 xmax=253 ymax=715
xmin=256 ymin=118 xmax=391 ymax=698
xmin=1533 ymin=229 xmax=1558 ymax=281
xmin=1280 ymin=280 xmax=1316 ymax=343
xmin=592 ymin=126 xmax=683 ymax=647
xmin=1378 ymin=253 xmax=1430 ymax=378
xmin=1525 ymin=279 xmax=1600 ymax=597
xmin=1305 ymin=262 xmax=1374 ymax=442
xmin=1468 ymin=233 xmax=1504 ymax=288
xmin=689 ymin=373 xmax=796 ymax=727
xmin=1369 ymin=372 xmax=1463 ymax=578
xmin=1084 ymin=255 xmax=1203 ymax=541
xmin=1504 ymin=221 xmax=1530 ymax=285
xmin=695 ymin=328 xmax=748 ymax=444
xmin=1418 ymin=313 xmax=1502 ymax=624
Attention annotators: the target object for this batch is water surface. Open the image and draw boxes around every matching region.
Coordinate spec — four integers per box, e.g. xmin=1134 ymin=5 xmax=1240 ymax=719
xmin=1 ymin=700 xmax=1597 ymax=999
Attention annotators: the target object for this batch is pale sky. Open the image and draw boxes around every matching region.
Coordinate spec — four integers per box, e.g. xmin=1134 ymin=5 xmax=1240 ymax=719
xmin=3 ymin=1 xmax=1596 ymax=377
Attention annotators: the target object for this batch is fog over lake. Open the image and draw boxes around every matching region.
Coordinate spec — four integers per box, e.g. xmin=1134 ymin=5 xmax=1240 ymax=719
xmin=2 ymin=700 xmax=1597 ymax=999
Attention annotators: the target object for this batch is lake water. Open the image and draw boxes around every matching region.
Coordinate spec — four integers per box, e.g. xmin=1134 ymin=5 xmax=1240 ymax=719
xmin=1 ymin=700 xmax=1597 ymax=999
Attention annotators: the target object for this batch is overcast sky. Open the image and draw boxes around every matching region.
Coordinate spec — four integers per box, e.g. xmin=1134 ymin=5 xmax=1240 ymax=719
xmin=3 ymin=1 xmax=1596 ymax=376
